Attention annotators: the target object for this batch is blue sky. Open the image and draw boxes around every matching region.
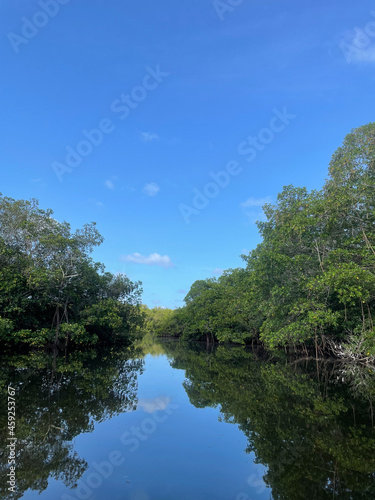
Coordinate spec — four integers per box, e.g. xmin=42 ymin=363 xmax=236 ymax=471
xmin=1 ymin=0 xmax=375 ymax=308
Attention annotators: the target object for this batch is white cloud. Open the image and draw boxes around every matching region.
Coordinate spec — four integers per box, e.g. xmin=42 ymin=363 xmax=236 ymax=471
xmin=141 ymin=132 xmax=159 ymax=142
xmin=121 ymin=252 xmax=175 ymax=268
xmin=240 ymin=196 xmax=272 ymax=208
xmin=340 ymin=25 xmax=375 ymax=64
xmin=177 ymin=289 xmax=187 ymax=294
xmin=105 ymin=179 xmax=115 ymax=190
xmin=352 ymin=45 xmax=375 ymax=63
xmin=240 ymin=197 xmax=272 ymax=225
xmin=143 ymin=182 xmax=160 ymax=197
xmin=89 ymin=198 xmax=105 ymax=207
xmin=137 ymin=396 xmax=171 ymax=413
xmin=342 ymin=42 xmax=375 ymax=64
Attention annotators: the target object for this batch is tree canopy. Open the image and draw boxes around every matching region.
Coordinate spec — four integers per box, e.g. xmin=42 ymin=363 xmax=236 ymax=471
xmin=159 ymin=123 xmax=375 ymax=359
xmin=0 ymin=195 xmax=144 ymax=349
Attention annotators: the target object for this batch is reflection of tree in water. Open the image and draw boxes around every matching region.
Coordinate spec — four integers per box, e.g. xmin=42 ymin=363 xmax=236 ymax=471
xmin=162 ymin=342 xmax=375 ymax=499
xmin=0 ymin=348 xmax=144 ymax=499
xmin=135 ymin=331 xmax=167 ymax=358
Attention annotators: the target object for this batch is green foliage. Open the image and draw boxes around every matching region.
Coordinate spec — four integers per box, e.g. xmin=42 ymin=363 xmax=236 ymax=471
xmin=135 ymin=331 xmax=167 ymax=357
xmin=12 ymin=329 xmax=52 ymax=348
xmin=0 ymin=317 xmax=14 ymax=342
xmin=141 ymin=306 xmax=177 ymax=337
xmin=59 ymin=322 xmax=98 ymax=346
xmin=164 ymin=123 xmax=375 ymax=356
xmin=81 ymin=299 xmax=142 ymax=343
xmin=0 ymin=195 xmax=144 ymax=349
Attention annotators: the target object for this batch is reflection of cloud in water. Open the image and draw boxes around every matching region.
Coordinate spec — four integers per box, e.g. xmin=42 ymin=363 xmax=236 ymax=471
xmin=137 ymin=396 xmax=170 ymax=413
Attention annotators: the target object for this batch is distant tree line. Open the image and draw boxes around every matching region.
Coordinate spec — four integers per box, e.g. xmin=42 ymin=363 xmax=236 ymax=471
xmin=0 ymin=195 xmax=144 ymax=349
xmin=148 ymin=123 xmax=375 ymax=360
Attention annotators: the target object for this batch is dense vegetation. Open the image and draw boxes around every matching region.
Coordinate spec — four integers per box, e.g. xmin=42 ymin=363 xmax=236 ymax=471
xmin=2 ymin=123 xmax=375 ymax=358
xmin=152 ymin=123 xmax=375 ymax=360
xmin=0 ymin=196 xmax=144 ymax=349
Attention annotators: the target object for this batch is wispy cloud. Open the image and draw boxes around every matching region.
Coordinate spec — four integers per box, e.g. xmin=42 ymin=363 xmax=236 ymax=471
xmin=105 ymin=179 xmax=115 ymax=190
xmin=351 ymin=45 xmax=375 ymax=63
xmin=177 ymin=289 xmax=187 ymax=294
xmin=241 ymin=196 xmax=272 ymax=224
xmin=89 ymin=198 xmax=105 ymax=207
xmin=31 ymin=178 xmax=47 ymax=187
xmin=340 ymin=36 xmax=375 ymax=64
xmin=340 ymin=17 xmax=375 ymax=64
xmin=143 ymin=182 xmax=160 ymax=196
xmin=121 ymin=252 xmax=175 ymax=268
xmin=242 ymin=210 xmax=268 ymax=225
xmin=240 ymin=196 xmax=272 ymax=208
xmin=137 ymin=396 xmax=171 ymax=413
xmin=213 ymin=267 xmax=224 ymax=275
xmin=141 ymin=131 xmax=159 ymax=142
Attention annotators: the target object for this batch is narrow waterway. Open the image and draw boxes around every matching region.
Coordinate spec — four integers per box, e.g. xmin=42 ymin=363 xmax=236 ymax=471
xmin=1 ymin=342 xmax=374 ymax=499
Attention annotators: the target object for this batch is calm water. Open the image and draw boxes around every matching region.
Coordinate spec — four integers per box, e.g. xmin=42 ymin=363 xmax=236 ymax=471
xmin=1 ymin=341 xmax=375 ymax=500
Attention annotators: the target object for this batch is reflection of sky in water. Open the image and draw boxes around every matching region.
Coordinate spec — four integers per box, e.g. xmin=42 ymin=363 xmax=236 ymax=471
xmin=21 ymin=354 xmax=270 ymax=500
xmin=137 ymin=395 xmax=171 ymax=413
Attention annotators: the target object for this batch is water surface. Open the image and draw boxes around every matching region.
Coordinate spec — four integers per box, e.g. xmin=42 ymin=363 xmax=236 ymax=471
xmin=1 ymin=341 xmax=374 ymax=499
